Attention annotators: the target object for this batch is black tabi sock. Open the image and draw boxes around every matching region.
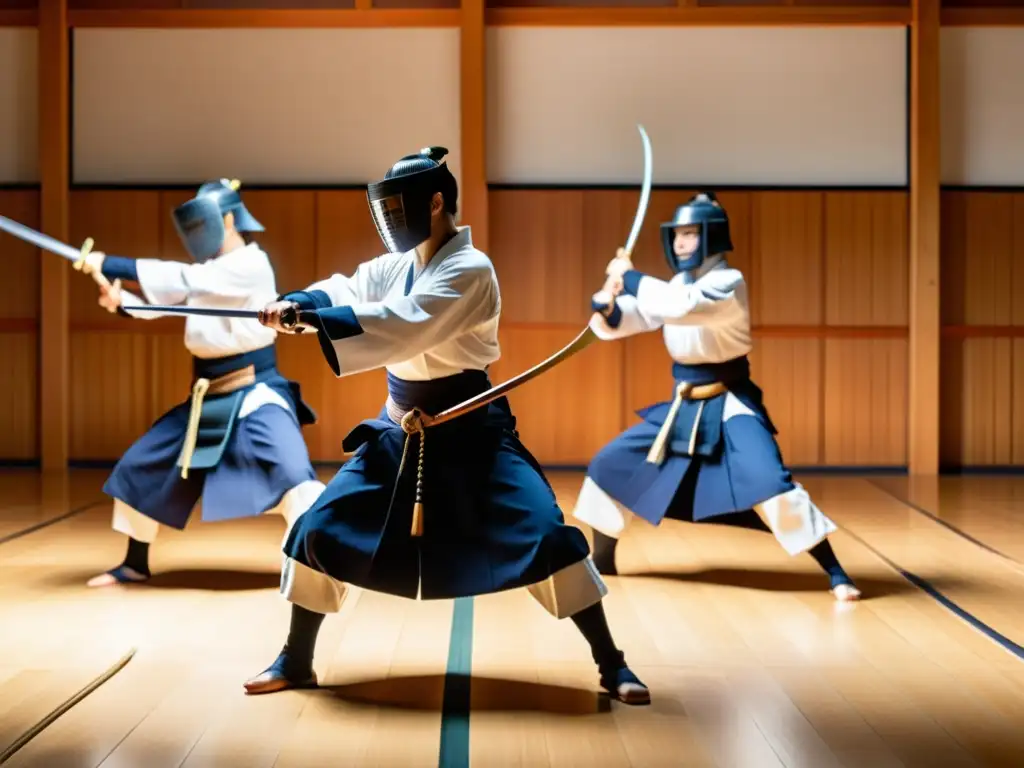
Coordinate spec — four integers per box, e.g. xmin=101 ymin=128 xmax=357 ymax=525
xmin=591 ymin=531 xmax=619 ymax=575
xmin=122 ymin=537 xmax=151 ymax=575
xmin=282 ymin=604 xmax=326 ymax=670
xmin=808 ymin=539 xmax=853 ymax=588
xmin=570 ymin=602 xmax=625 ymax=674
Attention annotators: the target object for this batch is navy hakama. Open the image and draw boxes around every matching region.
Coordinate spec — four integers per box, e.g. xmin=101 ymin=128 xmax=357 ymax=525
xmin=577 ymin=356 xmax=837 ymax=556
xmin=103 ymin=345 xmax=319 ymax=530
xmin=281 ymin=370 xmax=604 ymax=616
xmin=590 ymin=357 xmax=792 ymax=526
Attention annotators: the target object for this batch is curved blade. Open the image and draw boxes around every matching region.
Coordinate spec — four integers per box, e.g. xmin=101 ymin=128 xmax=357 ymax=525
xmin=622 ymin=124 xmax=653 ymax=257
xmin=424 ymin=327 xmax=598 ymax=429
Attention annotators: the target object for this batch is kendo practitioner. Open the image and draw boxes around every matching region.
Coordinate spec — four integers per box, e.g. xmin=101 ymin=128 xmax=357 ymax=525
xmin=243 ymin=147 xmax=650 ymax=704
xmin=575 ymin=192 xmax=861 ymax=602
xmin=74 ymin=180 xmax=324 ymax=587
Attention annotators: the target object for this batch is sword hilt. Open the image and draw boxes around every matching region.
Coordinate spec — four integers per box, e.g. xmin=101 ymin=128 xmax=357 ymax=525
xmin=594 ymin=251 xmax=633 ymax=316
xmin=279 ymin=304 xmax=306 ymax=334
xmin=74 ymin=238 xmax=113 ymax=290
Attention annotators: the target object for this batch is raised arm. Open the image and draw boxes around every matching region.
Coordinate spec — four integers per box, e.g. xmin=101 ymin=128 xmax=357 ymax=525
xmin=293 ymin=260 xmax=498 ymax=377
xmin=619 ymin=267 xmax=744 ymax=325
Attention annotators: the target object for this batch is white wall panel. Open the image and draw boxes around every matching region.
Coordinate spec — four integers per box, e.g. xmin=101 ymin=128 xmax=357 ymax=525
xmin=487 ymin=27 xmax=907 ymax=186
xmin=73 ymin=29 xmax=461 ymax=185
xmin=941 ymin=28 xmax=1024 ymax=186
xmin=0 ymin=29 xmax=39 ymax=184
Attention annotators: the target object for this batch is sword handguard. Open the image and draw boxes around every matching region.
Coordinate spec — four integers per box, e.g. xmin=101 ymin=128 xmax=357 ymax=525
xmin=280 ymin=305 xmax=307 ymax=334
xmin=73 ymin=238 xmax=114 ymax=289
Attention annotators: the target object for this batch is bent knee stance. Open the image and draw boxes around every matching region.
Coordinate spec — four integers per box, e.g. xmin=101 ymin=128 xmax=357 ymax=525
xmin=280 ymin=555 xmax=349 ymax=615
xmin=753 ymin=483 xmax=838 ymax=556
xmin=526 ymin=559 xmax=608 ymax=618
xmin=112 ymin=500 xmax=161 ymax=544
xmin=271 ymin=480 xmax=326 ymax=535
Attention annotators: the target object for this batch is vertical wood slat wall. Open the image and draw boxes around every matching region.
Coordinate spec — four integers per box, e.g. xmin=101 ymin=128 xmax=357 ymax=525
xmin=4 ymin=187 xmax=1020 ymax=468
xmin=0 ymin=192 xmax=1019 ymax=468
xmin=0 ymin=6 xmax=1022 ymax=470
xmin=0 ymin=189 xmax=962 ymax=473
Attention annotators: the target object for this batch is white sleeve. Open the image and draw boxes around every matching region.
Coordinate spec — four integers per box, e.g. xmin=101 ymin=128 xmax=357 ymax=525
xmin=634 ymin=270 xmax=745 ymax=325
xmin=134 ymin=253 xmax=268 ymax=308
xmin=310 ymin=262 xmax=497 ymax=377
xmin=119 ymin=287 xmax=172 ymax=320
xmin=303 ymin=256 xmax=387 ymax=306
xmin=588 ymin=295 xmax=662 ymax=340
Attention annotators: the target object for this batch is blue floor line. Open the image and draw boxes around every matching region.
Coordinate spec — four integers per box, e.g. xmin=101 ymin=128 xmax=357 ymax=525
xmin=438 ymin=597 xmax=475 ymax=768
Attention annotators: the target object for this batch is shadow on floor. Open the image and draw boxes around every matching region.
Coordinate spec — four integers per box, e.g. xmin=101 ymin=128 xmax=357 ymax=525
xmin=633 ymin=566 xmax=965 ymax=599
xmin=44 ymin=567 xmax=280 ymax=592
xmin=321 ymin=673 xmax=611 ymax=715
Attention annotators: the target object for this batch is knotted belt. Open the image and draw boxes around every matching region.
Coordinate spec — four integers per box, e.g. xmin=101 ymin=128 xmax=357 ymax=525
xmin=178 ymin=365 xmax=257 ymax=479
xmin=376 ymin=327 xmax=598 ymax=538
xmin=646 ymin=380 xmax=729 ymax=466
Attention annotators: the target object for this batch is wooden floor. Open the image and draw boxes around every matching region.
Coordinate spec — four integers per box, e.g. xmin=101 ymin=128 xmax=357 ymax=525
xmin=1 ymin=469 xmax=1024 ymax=767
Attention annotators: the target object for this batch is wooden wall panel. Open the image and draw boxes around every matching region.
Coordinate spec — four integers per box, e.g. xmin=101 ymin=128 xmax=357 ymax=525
xmin=70 ymin=190 xmax=181 ymax=459
xmin=0 ymin=333 xmax=38 ymax=460
xmin=960 ymin=338 xmax=1013 ymax=465
xmin=490 ymin=326 xmax=624 ymax=466
xmin=940 ymin=190 xmax=1024 ymax=467
xmin=69 ymin=331 xmax=152 ymax=459
xmin=825 ymin=192 xmax=908 ymax=326
xmin=1014 ymin=338 xmax=1024 ymax=466
xmin=18 ymin=186 xmax=924 ymax=467
xmin=0 ymin=188 xmax=39 ymax=460
xmin=314 ymin=189 xmax=383 ymax=277
xmin=942 ymin=191 xmax=1015 ymax=325
xmin=716 ymin=191 xmax=755 ymax=320
xmin=0 ymin=189 xmax=41 ymax=321
xmin=149 ymin=333 xmax=191 ymax=416
xmin=823 ymin=339 xmax=907 ymax=465
xmin=1011 ymin=194 xmax=1024 ymax=327
xmin=242 ymin=190 xmax=317 ymax=292
xmin=489 ymin=189 xmax=584 ymax=324
xmin=819 ymin=192 xmax=909 ymax=466
xmin=750 ymin=339 xmax=822 ymax=466
xmin=752 ymin=192 xmax=823 ymax=326
xmin=156 ymin=190 xmax=191 ymax=260
xmin=939 ymin=336 xmax=963 ymax=468
xmin=69 ymin=190 xmax=163 ymax=328
xmin=312 ymin=190 xmax=397 ymax=461
xmin=0 ymin=189 xmax=40 ymax=461
xmin=622 ymin=332 xmax=674 ymax=423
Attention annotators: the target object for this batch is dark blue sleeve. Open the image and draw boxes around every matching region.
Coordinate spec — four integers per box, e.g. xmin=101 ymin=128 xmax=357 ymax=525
xmin=310 ymin=305 xmax=364 ymax=342
xmin=620 ymin=270 xmax=644 ymax=298
xmin=604 ymin=301 xmax=623 ymax=328
xmin=590 ymin=296 xmax=623 ymax=329
xmin=281 ymin=289 xmax=332 ymax=312
xmin=301 ymin=306 xmax=364 ymax=378
xmin=101 ymin=256 xmax=138 ymax=283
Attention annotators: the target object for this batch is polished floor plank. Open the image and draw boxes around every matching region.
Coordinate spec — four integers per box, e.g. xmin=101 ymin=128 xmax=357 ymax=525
xmin=1 ymin=471 xmax=1024 ymax=767
xmin=802 ymin=477 xmax=1024 ymax=651
xmin=871 ymin=475 xmax=1024 ymax=563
